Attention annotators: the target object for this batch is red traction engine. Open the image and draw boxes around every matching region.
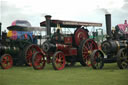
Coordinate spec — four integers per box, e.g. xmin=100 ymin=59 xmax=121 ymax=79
xmin=31 ymin=15 xmax=102 ymax=70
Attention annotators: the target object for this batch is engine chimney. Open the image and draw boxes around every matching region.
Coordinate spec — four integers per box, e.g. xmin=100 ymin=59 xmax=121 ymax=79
xmin=105 ymin=14 xmax=112 ymax=40
xmin=45 ymin=15 xmax=52 ymax=37
xmin=0 ymin=22 xmax=1 ymax=38
xmin=124 ymin=20 xmax=127 ymax=24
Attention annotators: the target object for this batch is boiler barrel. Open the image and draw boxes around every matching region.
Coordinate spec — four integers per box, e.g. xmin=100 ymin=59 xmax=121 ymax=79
xmin=0 ymin=45 xmax=20 ymax=55
xmin=101 ymin=40 xmax=128 ymax=54
xmin=42 ymin=41 xmax=70 ymax=53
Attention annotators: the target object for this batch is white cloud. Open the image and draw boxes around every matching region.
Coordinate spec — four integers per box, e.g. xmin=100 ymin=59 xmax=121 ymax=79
xmin=0 ymin=0 xmax=127 ymax=33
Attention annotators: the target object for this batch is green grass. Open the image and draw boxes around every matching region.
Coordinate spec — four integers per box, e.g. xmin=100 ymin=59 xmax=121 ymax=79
xmin=0 ymin=63 xmax=128 ymax=85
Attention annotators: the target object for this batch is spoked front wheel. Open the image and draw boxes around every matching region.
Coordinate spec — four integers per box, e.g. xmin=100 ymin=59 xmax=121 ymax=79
xmin=90 ymin=50 xmax=104 ymax=69
xmin=25 ymin=44 xmax=41 ymax=66
xmin=0 ymin=54 xmax=13 ymax=69
xmin=117 ymin=48 xmax=128 ymax=69
xmin=32 ymin=52 xmax=46 ymax=70
xmin=52 ymin=51 xmax=66 ymax=70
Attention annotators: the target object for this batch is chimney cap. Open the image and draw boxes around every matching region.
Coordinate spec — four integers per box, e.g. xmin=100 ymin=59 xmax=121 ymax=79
xmin=124 ymin=20 xmax=127 ymax=24
xmin=45 ymin=15 xmax=52 ymax=18
xmin=105 ymin=14 xmax=111 ymax=16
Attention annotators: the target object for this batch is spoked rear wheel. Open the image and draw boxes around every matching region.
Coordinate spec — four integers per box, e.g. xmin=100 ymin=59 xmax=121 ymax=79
xmin=90 ymin=50 xmax=104 ymax=69
xmin=117 ymin=48 xmax=128 ymax=69
xmin=52 ymin=51 xmax=66 ymax=70
xmin=32 ymin=52 xmax=46 ymax=70
xmin=25 ymin=44 xmax=41 ymax=66
xmin=79 ymin=39 xmax=98 ymax=67
xmin=0 ymin=54 xmax=13 ymax=69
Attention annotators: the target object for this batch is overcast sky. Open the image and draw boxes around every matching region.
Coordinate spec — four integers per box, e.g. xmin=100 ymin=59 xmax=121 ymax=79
xmin=0 ymin=0 xmax=128 ymax=33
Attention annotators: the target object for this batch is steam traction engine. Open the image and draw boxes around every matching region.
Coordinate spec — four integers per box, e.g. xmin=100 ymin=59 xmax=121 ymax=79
xmin=90 ymin=14 xmax=128 ymax=69
xmin=31 ymin=15 xmax=102 ymax=70
xmin=0 ymin=20 xmax=43 ymax=69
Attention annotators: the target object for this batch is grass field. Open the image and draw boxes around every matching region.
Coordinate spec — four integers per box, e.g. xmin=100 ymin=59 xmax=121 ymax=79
xmin=0 ymin=63 xmax=128 ymax=85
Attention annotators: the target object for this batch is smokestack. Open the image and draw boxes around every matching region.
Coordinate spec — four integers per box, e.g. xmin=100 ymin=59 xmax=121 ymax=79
xmin=0 ymin=22 xmax=1 ymax=38
xmin=105 ymin=14 xmax=112 ymax=40
xmin=124 ymin=20 xmax=127 ymax=24
xmin=45 ymin=15 xmax=52 ymax=37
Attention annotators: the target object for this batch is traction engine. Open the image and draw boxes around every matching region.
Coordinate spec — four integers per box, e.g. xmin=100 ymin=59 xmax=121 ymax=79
xmin=31 ymin=15 xmax=102 ymax=70
xmin=90 ymin=14 xmax=128 ymax=69
xmin=0 ymin=21 xmax=42 ymax=69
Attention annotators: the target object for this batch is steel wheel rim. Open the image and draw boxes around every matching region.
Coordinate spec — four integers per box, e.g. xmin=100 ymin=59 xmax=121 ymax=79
xmin=26 ymin=45 xmax=41 ymax=66
xmin=91 ymin=50 xmax=104 ymax=69
xmin=1 ymin=54 xmax=13 ymax=69
xmin=32 ymin=52 xmax=45 ymax=70
xmin=53 ymin=52 xmax=65 ymax=70
xmin=82 ymin=39 xmax=98 ymax=66
xmin=82 ymin=46 xmax=91 ymax=66
xmin=119 ymin=49 xmax=128 ymax=69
